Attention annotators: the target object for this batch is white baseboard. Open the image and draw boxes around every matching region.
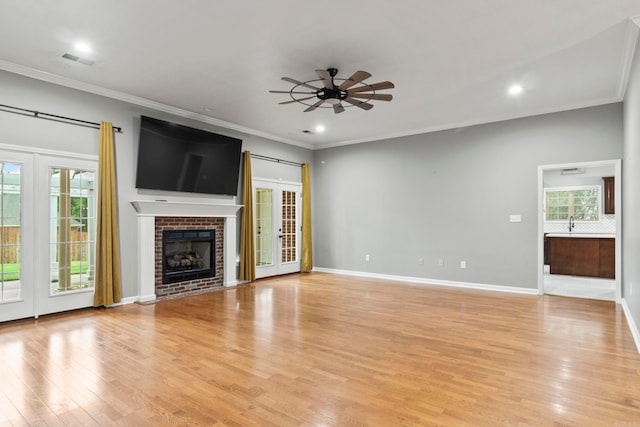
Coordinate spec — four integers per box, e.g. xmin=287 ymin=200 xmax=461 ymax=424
xmin=621 ymin=299 xmax=640 ymax=354
xmin=312 ymin=267 xmax=538 ymax=295
xmin=138 ymin=294 xmax=157 ymax=303
xmin=107 ymin=296 xmax=140 ymax=306
xmin=224 ymin=280 xmax=240 ymax=287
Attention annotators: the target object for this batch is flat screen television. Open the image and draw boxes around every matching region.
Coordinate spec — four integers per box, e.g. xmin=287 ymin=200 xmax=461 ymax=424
xmin=135 ymin=116 xmax=243 ymax=196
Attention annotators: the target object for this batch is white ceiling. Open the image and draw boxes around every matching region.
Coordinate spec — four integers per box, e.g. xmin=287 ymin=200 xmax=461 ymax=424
xmin=1 ymin=1 xmax=639 ymax=150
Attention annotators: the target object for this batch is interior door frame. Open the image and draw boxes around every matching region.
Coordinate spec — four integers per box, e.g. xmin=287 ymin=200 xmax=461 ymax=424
xmin=537 ymin=159 xmax=622 ymax=302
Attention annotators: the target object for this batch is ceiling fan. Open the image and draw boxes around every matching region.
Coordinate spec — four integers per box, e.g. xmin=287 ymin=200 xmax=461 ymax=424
xmin=269 ymin=68 xmax=394 ymax=114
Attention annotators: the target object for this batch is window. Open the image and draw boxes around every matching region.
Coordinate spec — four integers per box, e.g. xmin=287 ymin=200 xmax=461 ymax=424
xmin=545 ymin=186 xmax=599 ymax=222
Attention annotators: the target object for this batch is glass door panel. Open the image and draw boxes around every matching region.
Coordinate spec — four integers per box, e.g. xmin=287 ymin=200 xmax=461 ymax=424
xmin=0 ymin=163 xmax=22 ymax=302
xmin=255 ymin=187 xmax=273 ymax=267
xmin=36 ymin=156 xmax=97 ymax=316
xmin=49 ymin=168 xmax=95 ymax=294
xmin=281 ymin=190 xmax=297 ymax=264
xmin=276 ymin=184 xmax=301 ymax=275
xmin=0 ymin=150 xmax=34 ymax=322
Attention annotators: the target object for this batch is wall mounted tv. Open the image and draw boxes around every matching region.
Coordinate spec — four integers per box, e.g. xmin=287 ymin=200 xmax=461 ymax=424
xmin=135 ymin=116 xmax=243 ymax=196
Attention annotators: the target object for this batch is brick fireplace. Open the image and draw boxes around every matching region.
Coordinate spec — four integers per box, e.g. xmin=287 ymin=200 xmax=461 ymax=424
xmin=131 ymin=200 xmax=242 ymax=302
xmin=155 ymin=217 xmax=223 ymax=299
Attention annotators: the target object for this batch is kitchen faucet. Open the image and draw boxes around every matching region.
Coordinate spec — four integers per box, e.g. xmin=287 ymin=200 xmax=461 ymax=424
xmin=568 ymin=215 xmax=575 ymax=232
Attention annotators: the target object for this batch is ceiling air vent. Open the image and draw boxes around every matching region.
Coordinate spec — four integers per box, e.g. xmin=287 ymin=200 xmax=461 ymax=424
xmin=61 ymin=53 xmax=94 ymax=66
xmin=561 ymin=168 xmax=585 ymax=175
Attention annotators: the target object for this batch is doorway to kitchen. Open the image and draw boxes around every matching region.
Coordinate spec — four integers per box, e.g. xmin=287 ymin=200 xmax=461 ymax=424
xmin=537 ymin=159 xmax=621 ymax=302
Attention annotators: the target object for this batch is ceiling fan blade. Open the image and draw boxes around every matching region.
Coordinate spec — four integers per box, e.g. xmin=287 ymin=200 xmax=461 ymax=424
xmin=315 ymin=69 xmax=334 ymax=89
xmin=338 ymin=70 xmax=372 ymax=90
xmin=348 ymin=81 xmax=395 ymax=93
xmin=279 ymin=95 xmax=317 ymax=105
xmin=349 ymin=93 xmax=393 ymax=101
xmin=333 ymin=103 xmax=345 ymax=114
xmin=269 ymin=90 xmax=317 ymax=94
xmin=343 ymin=97 xmax=374 ymax=111
xmin=282 ymin=77 xmax=321 ymax=91
xmin=304 ymin=99 xmax=325 ymax=112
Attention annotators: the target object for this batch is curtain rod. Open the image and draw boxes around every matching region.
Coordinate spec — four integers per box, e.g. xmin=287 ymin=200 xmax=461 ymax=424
xmin=0 ymin=103 xmax=123 ymax=133
xmin=251 ymin=153 xmax=303 ymax=167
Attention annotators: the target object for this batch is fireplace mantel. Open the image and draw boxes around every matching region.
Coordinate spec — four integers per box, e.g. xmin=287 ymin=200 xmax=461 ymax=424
xmin=131 ymin=200 xmax=242 ymax=217
xmin=131 ymin=200 xmax=243 ymax=302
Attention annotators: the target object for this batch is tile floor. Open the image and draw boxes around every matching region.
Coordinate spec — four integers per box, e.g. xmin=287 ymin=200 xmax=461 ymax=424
xmin=543 ymin=265 xmax=615 ymax=301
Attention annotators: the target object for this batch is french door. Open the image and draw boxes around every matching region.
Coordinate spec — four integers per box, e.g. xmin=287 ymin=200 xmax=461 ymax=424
xmin=253 ymin=179 xmax=301 ymax=279
xmin=0 ymin=148 xmax=97 ymax=322
xmin=0 ymin=150 xmax=35 ymax=321
xmin=36 ymin=155 xmax=97 ymax=316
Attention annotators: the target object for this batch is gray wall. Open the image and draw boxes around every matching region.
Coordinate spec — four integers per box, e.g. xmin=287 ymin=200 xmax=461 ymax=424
xmin=0 ymin=70 xmax=313 ymax=300
xmin=623 ymin=35 xmax=640 ymax=336
xmin=0 ymin=67 xmax=631 ymax=303
xmin=313 ymin=103 xmax=623 ymax=289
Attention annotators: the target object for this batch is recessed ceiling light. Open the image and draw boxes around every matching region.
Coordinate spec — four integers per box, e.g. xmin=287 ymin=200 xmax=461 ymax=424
xmin=315 ymin=125 xmax=326 ymax=133
xmin=74 ymin=42 xmax=92 ymax=53
xmin=508 ymin=84 xmax=523 ymax=96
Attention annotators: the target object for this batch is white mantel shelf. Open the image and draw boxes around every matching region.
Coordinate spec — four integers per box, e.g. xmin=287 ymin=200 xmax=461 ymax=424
xmin=130 ymin=199 xmax=243 ymax=302
xmin=130 ymin=200 xmax=243 ymax=217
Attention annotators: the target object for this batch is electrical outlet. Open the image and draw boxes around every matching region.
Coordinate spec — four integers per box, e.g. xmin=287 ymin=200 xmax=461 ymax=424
xmin=438 ymin=258 xmax=444 ymax=267
xmin=365 ymin=254 xmax=370 ymax=262
xmin=418 ymin=258 xmax=424 ymax=265
xmin=460 ymin=260 xmax=466 ymax=269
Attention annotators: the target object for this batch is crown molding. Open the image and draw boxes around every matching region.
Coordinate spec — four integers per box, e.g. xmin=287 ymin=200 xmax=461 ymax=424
xmin=617 ymin=18 xmax=640 ymax=99
xmin=313 ymin=96 xmax=623 ymax=150
xmin=0 ymin=60 xmax=314 ymax=150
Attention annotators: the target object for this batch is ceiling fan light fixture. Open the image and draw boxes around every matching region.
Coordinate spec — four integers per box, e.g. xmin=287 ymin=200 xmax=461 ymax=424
xmin=325 ymin=98 xmax=341 ymax=105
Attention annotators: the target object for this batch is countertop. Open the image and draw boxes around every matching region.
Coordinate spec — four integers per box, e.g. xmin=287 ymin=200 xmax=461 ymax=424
xmin=545 ymin=233 xmax=615 ymax=238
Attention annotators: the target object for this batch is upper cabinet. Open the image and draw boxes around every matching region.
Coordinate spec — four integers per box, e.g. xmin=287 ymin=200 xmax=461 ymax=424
xmin=603 ymin=176 xmax=614 ymax=214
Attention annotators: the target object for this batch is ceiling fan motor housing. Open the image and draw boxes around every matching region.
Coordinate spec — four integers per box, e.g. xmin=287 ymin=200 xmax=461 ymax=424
xmin=317 ymin=87 xmax=348 ymax=102
xmin=316 ymin=68 xmax=347 ymax=103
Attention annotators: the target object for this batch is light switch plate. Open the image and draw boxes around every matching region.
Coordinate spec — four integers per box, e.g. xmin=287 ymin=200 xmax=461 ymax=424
xmin=509 ymin=214 xmax=522 ymax=223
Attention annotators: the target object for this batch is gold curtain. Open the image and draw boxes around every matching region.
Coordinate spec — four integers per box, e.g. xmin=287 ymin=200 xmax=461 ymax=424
xmin=301 ymin=163 xmax=313 ymax=272
xmin=239 ymin=151 xmax=256 ymax=281
xmin=93 ymin=122 xmax=122 ymax=307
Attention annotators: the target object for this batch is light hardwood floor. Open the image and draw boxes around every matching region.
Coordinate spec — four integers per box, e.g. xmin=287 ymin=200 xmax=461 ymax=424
xmin=1 ymin=272 xmax=639 ymax=426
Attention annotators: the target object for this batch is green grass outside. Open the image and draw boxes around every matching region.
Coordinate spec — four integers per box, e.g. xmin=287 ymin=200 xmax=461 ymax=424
xmin=1 ymin=262 xmax=89 ymax=281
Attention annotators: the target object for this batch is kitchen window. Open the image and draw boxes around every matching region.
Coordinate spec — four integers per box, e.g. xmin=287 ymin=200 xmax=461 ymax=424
xmin=545 ymin=186 xmax=600 ymax=222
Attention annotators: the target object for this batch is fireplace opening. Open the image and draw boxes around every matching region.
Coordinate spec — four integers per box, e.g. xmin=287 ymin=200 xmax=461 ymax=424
xmin=162 ymin=229 xmax=215 ymax=284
